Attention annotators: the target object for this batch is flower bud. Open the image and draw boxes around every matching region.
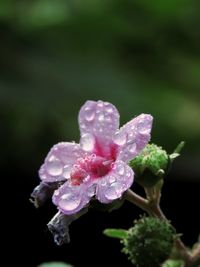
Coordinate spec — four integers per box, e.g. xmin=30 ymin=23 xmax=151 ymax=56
xmin=47 ymin=208 xmax=88 ymax=245
xmin=122 ymin=217 xmax=175 ymax=267
xmin=129 ymin=144 xmax=169 ymax=187
xmin=30 ymin=181 xmax=63 ymax=208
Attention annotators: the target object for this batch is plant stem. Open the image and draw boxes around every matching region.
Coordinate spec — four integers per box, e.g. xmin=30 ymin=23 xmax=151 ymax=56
xmin=125 ymin=189 xmax=152 ymax=215
xmin=191 ymin=244 xmax=200 ymax=266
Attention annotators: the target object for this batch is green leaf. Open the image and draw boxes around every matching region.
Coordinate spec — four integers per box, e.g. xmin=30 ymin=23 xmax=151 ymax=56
xmin=38 ymin=262 xmax=73 ymax=267
xmin=169 ymin=141 xmax=185 ymax=161
xmin=103 ymin=229 xmax=128 ymax=239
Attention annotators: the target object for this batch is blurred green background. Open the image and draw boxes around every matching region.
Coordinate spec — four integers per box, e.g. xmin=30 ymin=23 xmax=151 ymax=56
xmin=1 ymin=0 xmax=200 ymax=184
xmin=1 ymin=0 xmax=200 ymax=183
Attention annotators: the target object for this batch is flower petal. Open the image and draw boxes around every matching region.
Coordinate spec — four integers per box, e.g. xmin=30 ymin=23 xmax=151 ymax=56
xmin=114 ymin=114 xmax=153 ymax=162
xmin=52 ymin=181 xmax=92 ymax=215
xmin=78 ymin=100 xmax=120 ymax=151
xmin=39 ymin=142 xmax=85 ymax=182
xmin=96 ymin=160 xmax=134 ymax=203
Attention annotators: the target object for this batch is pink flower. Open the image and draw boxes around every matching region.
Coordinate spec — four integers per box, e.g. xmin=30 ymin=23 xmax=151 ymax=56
xmin=39 ymin=101 xmax=153 ymax=215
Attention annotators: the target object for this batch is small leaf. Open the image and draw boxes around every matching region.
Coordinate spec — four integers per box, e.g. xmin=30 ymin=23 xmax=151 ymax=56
xmin=174 ymin=141 xmax=185 ymax=154
xmin=103 ymin=229 xmax=128 ymax=239
xmin=38 ymin=262 xmax=73 ymax=267
xmin=169 ymin=141 xmax=185 ymax=161
xmin=169 ymin=153 xmax=180 ymax=160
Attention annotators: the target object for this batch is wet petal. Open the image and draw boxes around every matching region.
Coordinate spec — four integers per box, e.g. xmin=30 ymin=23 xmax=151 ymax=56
xmin=53 ymin=181 xmax=92 ymax=215
xmin=39 ymin=142 xmax=85 ymax=182
xmin=96 ymin=160 xmax=134 ymax=203
xmin=114 ymin=114 xmax=153 ymax=162
xmin=79 ymin=101 xmax=120 ymax=151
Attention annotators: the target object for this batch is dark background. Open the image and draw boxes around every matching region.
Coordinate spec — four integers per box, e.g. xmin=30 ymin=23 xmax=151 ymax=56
xmin=1 ymin=1 xmax=200 ymax=266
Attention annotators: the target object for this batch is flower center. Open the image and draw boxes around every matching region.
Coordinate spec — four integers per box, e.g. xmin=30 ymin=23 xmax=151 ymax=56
xmin=70 ymin=143 xmax=118 ymax=186
xmin=70 ymin=154 xmax=114 ymax=185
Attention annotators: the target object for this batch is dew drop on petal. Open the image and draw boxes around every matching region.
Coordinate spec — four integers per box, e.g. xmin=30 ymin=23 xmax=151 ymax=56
xmin=128 ymin=143 xmax=137 ymax=154
xmin=108 ymin=176 xmax=116 ymax=183
xmin=139 ymin=128 xmax=150 ymax=135
xmin=87 ymin=184 xmax=96 ymax=197
xmin=113 ymin=132 xmax=127 ymax=146
xmin=138 ymin=120 xmax=151 ymax=135
xmin=105 ymin=182 xmax=122 ymax=200
xmin=62 ymin=165 xmax=72 ymax=179
xmin=48 ymin=155 xmax=57 ymax=162
xmin=126 ymin=171 xmax=131 ymax=177
xmin=105 ymin=116 xmax=111 ymax=122
xmin=98 ymin=113 xmax=104 ymax=121
xmin=100 ymin=179 xmax=107 ymax=186
xmin=40 ymin=173 xmax=47 ymax=180
xmin=97 ymin=101 xmax=104 ymax=107
xmin=80 ymin=133 xmax=95 ymax=151
xmin=54 ymin=190 xmax=59 ymax=196
xmin=58 ymin=193 xmax=81 ymax=211
xmin=105 ymin=106 xmax=113 ymax=113
xmin=46 ymin=160 xmax=63 ymax=176
xmin=85 ymin=109 xmax=95 ymax=122
xmin=118 ymin=165 xmax=125 ymax=176
xmin=83 ymin=174 xmax=90 ymax=183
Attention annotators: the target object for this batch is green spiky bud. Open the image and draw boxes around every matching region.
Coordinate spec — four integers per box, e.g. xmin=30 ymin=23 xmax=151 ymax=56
xmin=129 ymin=144 xmax=169 ymax=187
xmin=122 ymin=217 xmax=175 ymax=267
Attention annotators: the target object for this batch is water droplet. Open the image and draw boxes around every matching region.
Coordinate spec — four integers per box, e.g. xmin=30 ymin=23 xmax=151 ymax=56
xmin=48 ymin=155 xmax=57 ymax=162
xmin=100 ymin=179 xmax=107 ymax=186
xmin=46 ymin=160 xmax=63 ymax=176
xmin=40 ymin=173 xmax=47 ymax=180
xmin=98 ymin=113 xmax=104 ymax=121
xmin=83 ymin=174 xmax=90 ymax=183
xmin=80 ymin=123 xmax=86 ymax=129
xmin=58 ymin=193 xmax=81 ymax=211
xmin=105 ymin=106 xmax=113 ymax=113
xmin=54 ymin=190 xmax=59 ymax=196
xmin=80 ymin=133 xmax=95 ymax=151
xmin=118 ymin=165 xmax=125 ymax=175
xmin=105 ymin=182 xmax=122 ymax=200
xmin=62 ymin=165 xmax=72 ymax=179
xmin=114 ymin=132 xmax=127 ymax=146
xmin=140 ymin=114 xmax=146 ymax=119
xmin=97 ymin=101 xmax=103 ymax=107
xmin=105 ymin=116 xmax=111 ymax=122
xmin=128 ymin=132 xmax=134 ymax=139
xmin=87 ymin=184 xmax=96 ymax=197
xmin=85 ymin=109 xmax=95 ymax=121
xmin=109 ymin=176 xmax=116 ymax=183
xmin=128 ymin=143 xmax=137 ymax=154
xmin=138 ymin=120 xmax=150 ymax=135
xmin=126 ymin=171 xmax=131 ymax=177
xmin=139 ymin=128 xmax=150 ymax=135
